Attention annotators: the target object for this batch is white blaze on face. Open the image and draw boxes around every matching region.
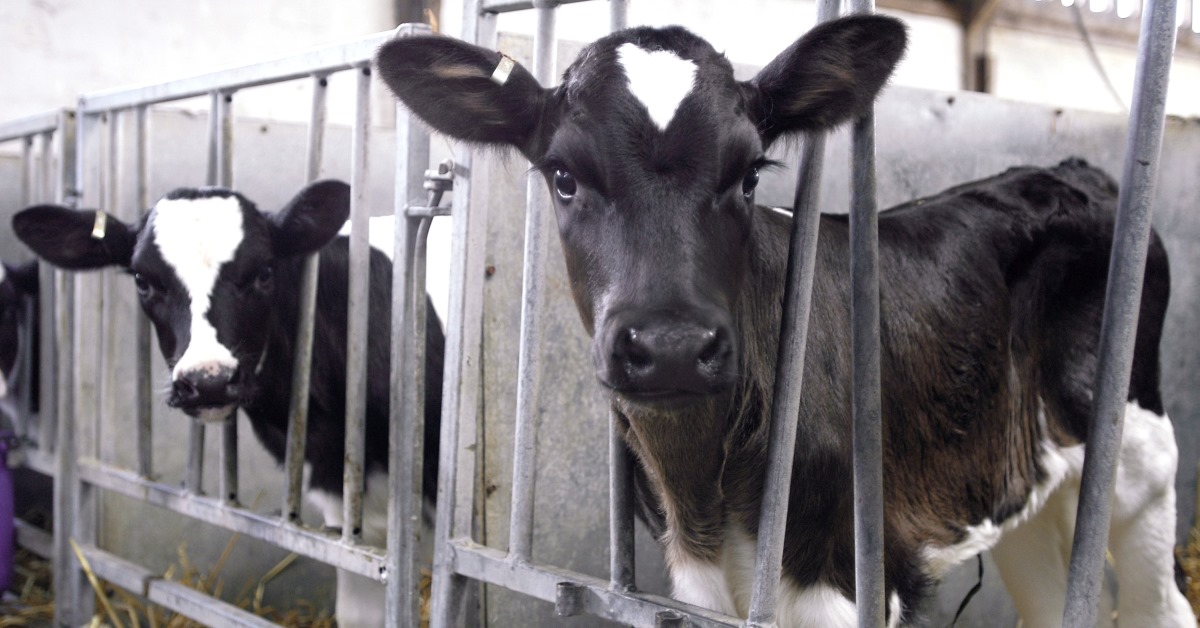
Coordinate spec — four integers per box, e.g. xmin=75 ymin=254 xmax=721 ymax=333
xmin=151 ymin=195 xmax=245 ymax=381
xmin=616 ymin=43 xmax=698 ymax=131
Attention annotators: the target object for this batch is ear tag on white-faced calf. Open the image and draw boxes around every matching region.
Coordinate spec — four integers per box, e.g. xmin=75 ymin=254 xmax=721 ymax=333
xmin=91 ymin=211 xmax=108 ymax=240
xmin=491 ymin=54 xmax=516 ymax=86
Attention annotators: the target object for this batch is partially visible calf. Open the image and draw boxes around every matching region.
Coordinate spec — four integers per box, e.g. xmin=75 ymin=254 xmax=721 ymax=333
xmin=376 ymin=17 xmax=1194 ymax=626
xmin=13 ymin=181 xmax=444 ymax=627
xmin=0 ymin=259 xmax=38 ymax=414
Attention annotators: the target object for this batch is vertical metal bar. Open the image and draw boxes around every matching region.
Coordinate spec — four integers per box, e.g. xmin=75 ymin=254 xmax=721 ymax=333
xmin=847 ymin=0 xmax=886 ymax=625
xmin=40 ymin=130 xmax=54 ymax=205
xmin=20 ymin=136 xmax=33 ymax=207
xmin=282 ymin=74 xmax=328 ymax=524
xmin=54 ymin=105 xmax=90 ymax=626
xmin=37 ymin=258 xmax=57 ymax=451
xmin=18 ymin=295 xmax=35 ymax=440
xmin=605 ymin=0 xmax=633 ymax=594
xmin=186 ymin=421 xmax=205 ymax=494
xmin=342 ymin=64 xmax=372 ymax=543
xmin=609 ymin=408 xmax=635 ymax=590
xmin=134 ymin=106 xmax=153 ymax=478
xmin=386 ymin=22 xmax=435 ymax=628
xmin=507 ymin=0 xmax=558 ymax=566
xmin=1062 ymin=0 xmax=1178 ymax=623
xmin=215 ymin=90 xmax=238 ymax=504
xmin=431 ymin=5 xmax=495 ymax=625
xmin=609 ymin=0 xmax=628 ymax=30
xmin=745 ymin=2 xmax=839 ymax=625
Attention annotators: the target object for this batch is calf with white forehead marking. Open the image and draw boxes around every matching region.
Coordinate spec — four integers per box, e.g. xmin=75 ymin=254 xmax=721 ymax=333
xmin=13 ymin=180 xmax=446 ymax=627
xmin=377 ymin=16 xmax=1194 ymax=627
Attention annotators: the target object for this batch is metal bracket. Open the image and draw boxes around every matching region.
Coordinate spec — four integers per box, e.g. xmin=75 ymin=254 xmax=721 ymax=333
xmin=406 ymin=158 xmax=456 ymax=217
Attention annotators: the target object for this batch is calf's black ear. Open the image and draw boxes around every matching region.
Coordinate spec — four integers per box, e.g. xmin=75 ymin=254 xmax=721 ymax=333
xmin=375 ymin=35 xmax=549 ymax=157
xmin=270 ymin=179 xmax=351 ymax=258
xmin=13 ymin=205 xmax=136 ymax=270
xmin=746 ymin=15 xmax=907 ymax=146
xmin=4 ymin=260 xmax=39 ymax=295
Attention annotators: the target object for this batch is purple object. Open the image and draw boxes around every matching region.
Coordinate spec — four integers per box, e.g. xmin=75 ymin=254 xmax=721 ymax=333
xmin=0 ymin=431 xmax=13 ymax=592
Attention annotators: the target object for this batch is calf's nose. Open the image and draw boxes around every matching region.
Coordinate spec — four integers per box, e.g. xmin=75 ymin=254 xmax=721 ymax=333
xmin=170 ymin=367 xmax=239 ymax=408
xmin=607 ymin=319 xmax=735 ymax=397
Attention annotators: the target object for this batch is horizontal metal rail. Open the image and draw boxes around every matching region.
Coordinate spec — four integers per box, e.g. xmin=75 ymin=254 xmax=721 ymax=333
xmin=79 ymin=543 xmax=279 ymax=628
xmin=481 ymin=0 xmax=592 ymax=12
xmin=0 ymin=109 xmax=70 ymax=144
xmin=78 ymin=457 xmax=388 ymax=579
xmin=14 ymin=520 xmax=53 ymax=559
xmin=448 ymin=539 xmax=742 ymax=627
xmin=77 ymin=33 xmax=388 ymax=112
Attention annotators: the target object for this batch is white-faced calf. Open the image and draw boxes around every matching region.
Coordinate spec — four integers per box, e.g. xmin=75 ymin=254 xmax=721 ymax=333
xmin=375 ymin=15 xmax=1194 ymax=626
xmin=13 ymin=181 xmax=444 ymax=627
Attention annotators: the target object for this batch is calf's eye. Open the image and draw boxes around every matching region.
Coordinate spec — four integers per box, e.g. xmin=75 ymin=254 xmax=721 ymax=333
xmin=133 ymin=273 xmax=151 ymax=296
xmin=554 ymin=169 xmax=577 ymax=201
xmin=742 ymin=167 xmax=760 ymax=199
xmin=255 ymin=266 xmax=274 ymax=289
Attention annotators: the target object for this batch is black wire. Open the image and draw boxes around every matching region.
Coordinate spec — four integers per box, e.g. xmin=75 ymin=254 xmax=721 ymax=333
xmin=947 ymin=553 xmax=985 ymax=628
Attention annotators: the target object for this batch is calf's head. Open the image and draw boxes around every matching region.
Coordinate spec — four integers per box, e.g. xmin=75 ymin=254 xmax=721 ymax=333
xmin=377 ymin=17 xmax=905 ymax=406
xmin=13 ymin=180 xmax=349 ymax=421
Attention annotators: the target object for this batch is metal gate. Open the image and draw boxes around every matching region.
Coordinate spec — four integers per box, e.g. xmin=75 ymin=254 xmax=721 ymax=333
xmin=0 ymin=109 xmax=74 ymax=564
xmin=42 ymin=24 xmax=441 ymax=627
xmin=427 ymin=0 xmax=1182 ymax=627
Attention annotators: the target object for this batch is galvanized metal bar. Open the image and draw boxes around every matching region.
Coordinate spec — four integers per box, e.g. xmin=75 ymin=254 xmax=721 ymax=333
xmin=386 ymin=22 xmax=435 ymax=628
xmin=430 ymin=6 xmax=496 ymax=625
xmin=18 ymin=296 xmax=35 ymax=440
xmin=77 ymin=456 xmax=387 ymax=577
xmin=20 ymin=135 xmax=33 ymax=207
xmin=134 ymin=105 xmax=153 ymax=478
xmin=0 ymin=109 xmax=64 ymax=144
xmin=14 ymin=519 xmax=53 ymax=559
xmin=609 ymin=407 xmax=635 ymax=590
xmin=609 ymin=0 xmax=628 ymax=30
xmin=449 ymin=539 xmax=742 ymax=627
xmin=282 ymin=74 xmax=328 ymax=525
xmin=206 ymin=91 xmax=220 ymax=187
xmin=52 ymin=271 xmax=82 ymax=624
xmin=847 ymin=0 xmax=887 ymax=623
xmin=77 ymin=33 xmax=397 ymax=113
xmin=605 ymin=0 xmax=633 ymax=594
xmin=745 ymin=2 xmax=839 ymax=625
xmin=342 ymin=63 xmax=373 ymax=544
xmin=507 ymin=0 xmax=558 ymax=566
xmin=1062 ymin=0 xmax=1178 ymax=623
xmin=77 ymin=544 xmax=278 ymax=627
xmin=37 ymin=261 xmax=57 ymax=451
xmin=482 ymin=0 xmax=590 ymax=12
xmin=39 ymin=130 xmax=54 ymax=204
xmin=185 ymin=420 xmax=205 ymax=494
xmin=220 ymin=411 xmax=238 ymax=504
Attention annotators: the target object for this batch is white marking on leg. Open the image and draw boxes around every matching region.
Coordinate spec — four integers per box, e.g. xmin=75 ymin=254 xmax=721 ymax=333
xmin=307 ymin=471 xmax=390 ymax=627
xmin=616 ymin=43 xmax=698 ymax=131
xmin=151 ymin=196 xmax=243 ymax=380
xmin=991 ymin=477 xmax=1078 ymax=626
xmin=1108 ymin=402 xmax=1196 ymax=626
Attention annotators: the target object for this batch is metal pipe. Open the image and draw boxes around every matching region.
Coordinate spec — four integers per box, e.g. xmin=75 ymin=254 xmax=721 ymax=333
xmin=186 ymin=420 xmax=205 ymax=494
xmin=744 ymin=2 xmax=839 ymax=624
xmin=430 ymin=7 xmax=497 ymax=625
xmin=1062 ymin=0 xmax=1178 ymax=623
xmin=386 ymin=22 xmax=434 ymax=625
xmin=216 ymin=92 xmax=234 ymax=187
xmin=282 ymin=74 xmax=327 ymax=524
xmin=507 ymin=0 xmax=558 ymax=566
xmin=135 ymin=105 xmax=153 ymax=478
xmin=609 ymin=0 xmax=628 ymax=30
xmin=342 ymin=64 xmax=372 ymax=543
xmin=220 ymin=413 xmax=238 ymax=504
xmin=20 ymin=136 xmax=32 ymax=207
xmin=609 ymin=408 xmax=635 ymax=590
xmin=847 ymin=0 xmax=886 ymax=624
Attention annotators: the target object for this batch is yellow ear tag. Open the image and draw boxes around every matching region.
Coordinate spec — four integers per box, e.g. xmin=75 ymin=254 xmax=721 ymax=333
xmin=491 ymin=55 xmax=515 ymax=86
xmin=91 ymin=211 xmax=107 ymax=240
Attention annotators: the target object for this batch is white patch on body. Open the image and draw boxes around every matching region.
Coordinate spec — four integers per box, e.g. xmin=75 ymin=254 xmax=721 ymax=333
xmin=671 ymin=524 xmax=887 ymax=627
xmin=922 ymin=440 xmax=1085 ymax=579
xmin=307 ymin=470 xmax=390 ymax=628
xmin=616 ymin=43 xmax=698 ymax=131
xmin=151 ymin=196 xmax=244 ymax=381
